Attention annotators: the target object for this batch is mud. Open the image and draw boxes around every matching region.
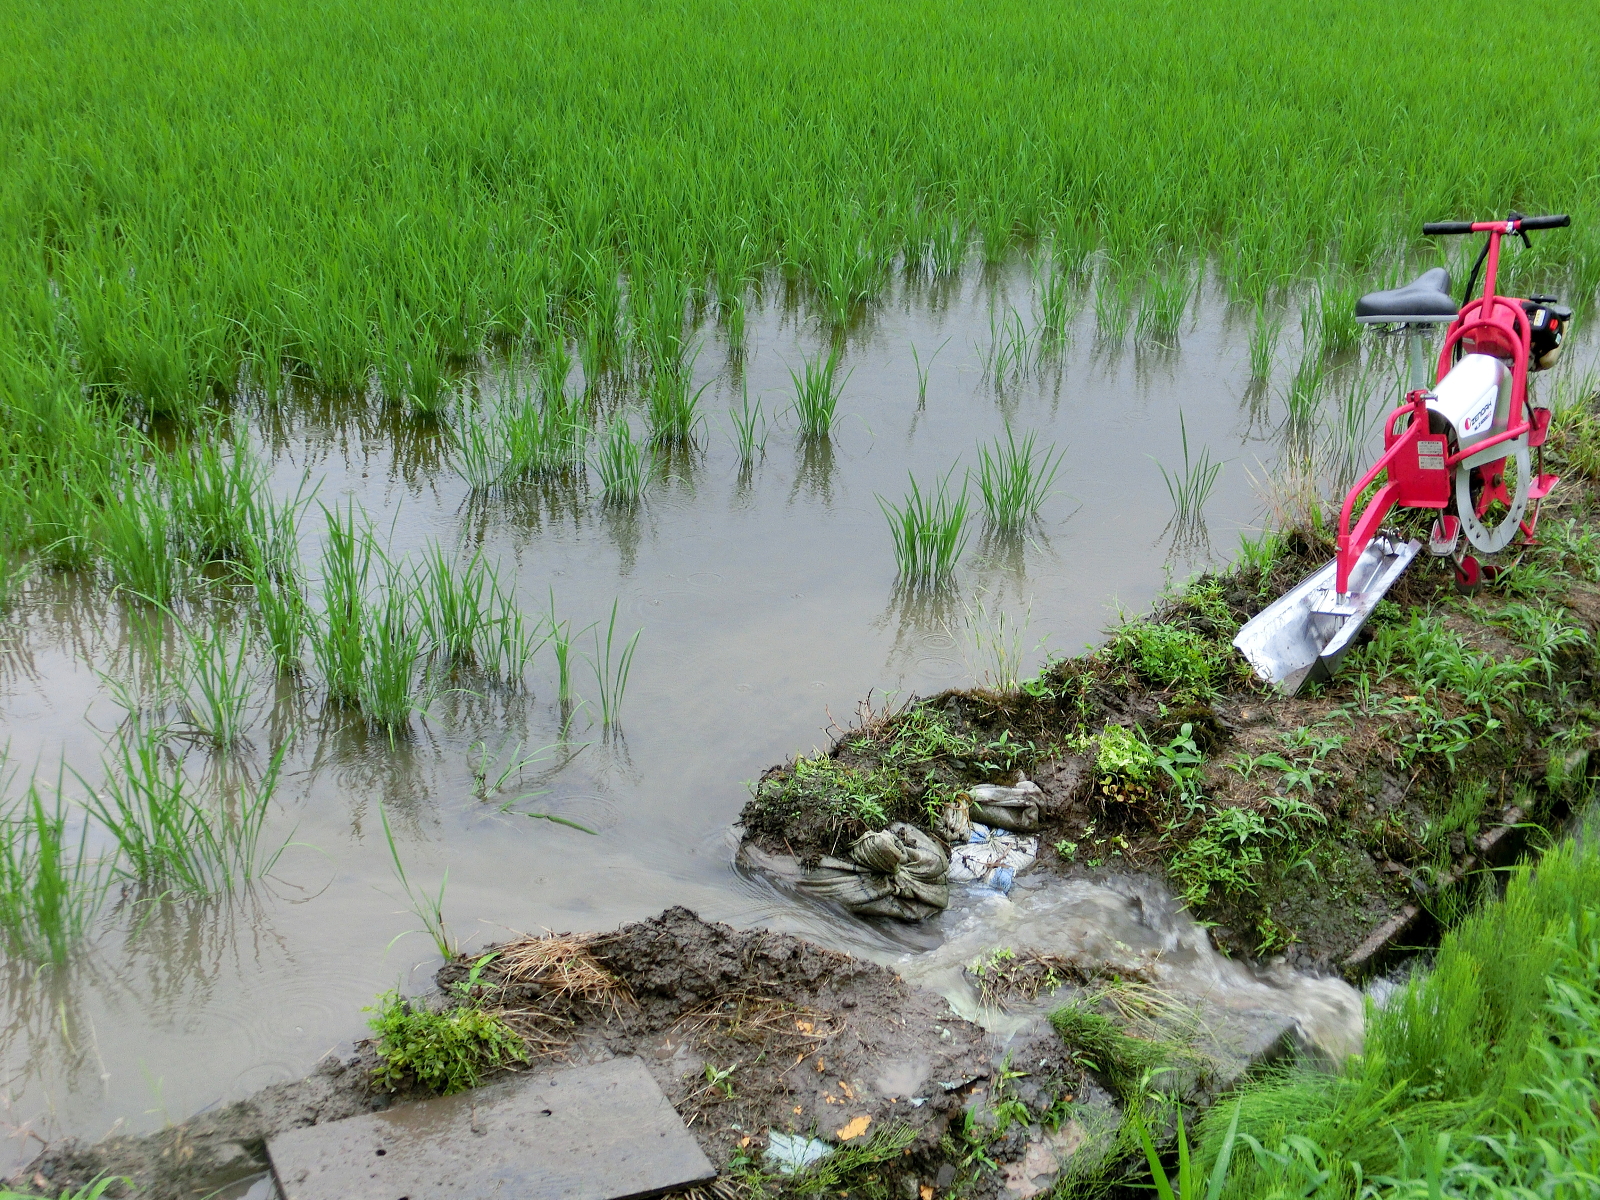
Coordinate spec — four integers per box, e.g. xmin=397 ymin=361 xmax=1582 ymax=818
xmin=10 ymin=908 xmax=997 ymax=1200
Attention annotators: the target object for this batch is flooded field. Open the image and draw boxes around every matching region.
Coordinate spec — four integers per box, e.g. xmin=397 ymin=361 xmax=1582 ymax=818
xmin=0 ymin=261 xmax=1573 ymax=1163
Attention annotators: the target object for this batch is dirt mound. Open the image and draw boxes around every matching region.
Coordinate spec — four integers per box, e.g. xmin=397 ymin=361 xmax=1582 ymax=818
xmin=11 ymin=908 xmax=996 ymax=1200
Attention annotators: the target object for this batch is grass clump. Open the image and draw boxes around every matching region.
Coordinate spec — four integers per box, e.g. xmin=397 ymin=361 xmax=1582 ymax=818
xmin=1107 ymin=618 xmax=1227 ymax=698
xmin=595 ymin=419 xmax=648 ymax=505
xmin=366 ymin=990 xmax=528 ymax=1094
xmin=1192 ymin=830 xmax=1600 ymax=1200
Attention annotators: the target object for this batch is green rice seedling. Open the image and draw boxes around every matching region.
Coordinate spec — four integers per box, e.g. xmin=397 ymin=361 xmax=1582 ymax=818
xmin=1136 ymin=259 xmax=1195 ymax=346
xmin=98 ymin=467 xmax=180 ymax=605
xmin=974 ymin=425 xmax=1066 ymax=531
xmin=1035 ymin=263 xmax=1075 ymax=352
xmin=595 ymin=418 xmax=648 ymax=504
xmin=378 ymin=804 xmax=452 ymax=960
xmin=986 ymin=307 xmax=1034 ymax=383
xmin=477 ymin=568 xmax=546 ymax=685
xmin=878 ymin=468 xmax=971 ymax=583
xmin=416 ymin=543 xmax=491 ymax=669
xmin=1314 ymin=275 xmax=1363 ymax=355
xmin=1281 ymin=352 xmax=1327 ymax=455
xmin=1094 ymin=269 xmax=1136 ymax=342
xmin=926 ymin=219 xmax=968 ymax=279
xmin=790 ymin=346 xmax=848 ymax=440
xmin=0 ymin=774 xmax=107 ymax=964
xmin=645 ymin=367 xmax=708 ymax=446
xmin=546 ymin=589 xmax=580 ymax=705
xmin=452 ymin=407 xmax=512 ymax=492
xmin=310 ymin=502 xmax=371 ymax=705
xmin=1248 ymin=298 xmax=1284 ymax=380
xmin=910 ymin=338 xmax=950 ymax=408
xmin=585 ymin=598 xmax=640 ymax=727
xmin=727 ymin=387 xmax=767 ymax=465
xmin=177 ymin=619 xmax=254 ymax=748
xmin=360 ymin=573 xmax=423 ymax=734
xmin=245 ymin=529 xmax=309 ymax=675
xmin=1155 ymin=412 xmax=1223 ymax=531
xmin=85 ymin=729 xmax=286 ymax=894
xmin=169 ymin=439 xmax=263 ymax=566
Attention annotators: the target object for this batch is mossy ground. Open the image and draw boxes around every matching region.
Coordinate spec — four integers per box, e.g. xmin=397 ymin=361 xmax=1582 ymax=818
xmin=742 ymin=397 xmax=1600 ymax=971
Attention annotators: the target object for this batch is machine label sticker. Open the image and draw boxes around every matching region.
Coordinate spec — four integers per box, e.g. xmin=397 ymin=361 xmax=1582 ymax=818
xmin=1417 ymin=439 xmax=1445 ymax=471
xmin=1462 ymin=399 xmax=1494 ymax=434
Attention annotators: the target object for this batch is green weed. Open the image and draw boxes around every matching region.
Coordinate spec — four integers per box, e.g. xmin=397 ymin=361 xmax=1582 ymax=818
xmin=366 ymin=990 xmax=527 ymax=1094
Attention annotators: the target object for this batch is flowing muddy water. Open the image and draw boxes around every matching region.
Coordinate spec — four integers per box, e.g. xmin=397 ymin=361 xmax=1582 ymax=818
xmin=0 ymin=263 xmax=1555 ymax=1160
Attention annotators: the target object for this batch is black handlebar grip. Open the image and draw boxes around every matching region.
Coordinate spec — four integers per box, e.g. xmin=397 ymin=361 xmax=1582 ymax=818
xmin=1422 ymin=221 xmax=1475 ymax=235
xmin=1519 ymin=214 xmax=1571 ymax=230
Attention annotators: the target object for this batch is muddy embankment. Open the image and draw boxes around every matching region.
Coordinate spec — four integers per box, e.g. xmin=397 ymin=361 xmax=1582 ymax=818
xmin=19 ymin=409 xmax=1600 ymax=1200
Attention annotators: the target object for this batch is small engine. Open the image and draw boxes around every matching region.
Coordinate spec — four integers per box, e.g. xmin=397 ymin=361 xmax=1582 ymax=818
xmin=1522 ymin=295 xmax=1572 ymax=370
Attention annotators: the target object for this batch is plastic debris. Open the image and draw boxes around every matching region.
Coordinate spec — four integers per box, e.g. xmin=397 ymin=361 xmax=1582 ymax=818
xmin=949 ymin=823 xmax=1037 ymax=892
xmin=765 ymin=1131 xmax=835 ymax=1174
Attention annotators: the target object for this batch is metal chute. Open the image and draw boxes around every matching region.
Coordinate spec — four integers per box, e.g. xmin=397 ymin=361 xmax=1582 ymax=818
xmin=1233 ymin=536 xmax=1420 ymax=696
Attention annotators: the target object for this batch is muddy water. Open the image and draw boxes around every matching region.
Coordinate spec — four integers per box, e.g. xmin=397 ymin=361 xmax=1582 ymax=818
xmin=0 ymin=264 xmax=1550 ymax=1160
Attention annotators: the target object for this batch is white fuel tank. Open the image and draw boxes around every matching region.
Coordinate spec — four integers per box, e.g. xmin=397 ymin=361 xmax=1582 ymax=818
xmin=1427 ymin=354 xmax=1514 ymax=470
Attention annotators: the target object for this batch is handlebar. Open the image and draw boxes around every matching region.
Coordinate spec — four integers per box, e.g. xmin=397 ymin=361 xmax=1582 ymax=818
xmin=1424 ymin=214 xmax=1570 ymax=235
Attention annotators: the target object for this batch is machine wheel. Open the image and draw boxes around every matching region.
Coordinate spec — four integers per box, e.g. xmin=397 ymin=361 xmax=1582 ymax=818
xmin=1454 ymin=554 xmax=1484 ymax=593
xmin=1455 ymin=439 xmax=1531 ymax=554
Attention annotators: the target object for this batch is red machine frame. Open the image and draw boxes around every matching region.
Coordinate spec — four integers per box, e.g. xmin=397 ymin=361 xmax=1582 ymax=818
xmin=1333 ymin=217 xmax=1559 ymax=594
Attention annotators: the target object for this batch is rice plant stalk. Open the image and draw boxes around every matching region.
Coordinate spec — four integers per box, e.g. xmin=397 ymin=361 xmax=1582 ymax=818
xmin=360 ymin=572 xmax=423 ymax=735
xmin=378 ymin=804 xmax=453 ymax=960
xmin=585 ymin=598 xmax=640 ymax=728
xmin=178 ymin=618 xmax=255 ymax=748
xmin=310 ymin=502 xmax=371 ymax=705
xmin=727 ymin=387 xmax=767 ymax=464
xmin=910 ymin=338 xmax=950 ymax=407
xmin=1156 ymin=412 xmax=1223 ymax=528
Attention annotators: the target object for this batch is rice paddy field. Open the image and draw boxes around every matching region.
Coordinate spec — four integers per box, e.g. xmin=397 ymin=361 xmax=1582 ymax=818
xmin=2 ymin=0 xmax=1600 ymax=1169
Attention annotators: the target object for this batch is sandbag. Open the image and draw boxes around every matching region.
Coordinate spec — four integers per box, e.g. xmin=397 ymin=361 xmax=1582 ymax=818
xmin=967 ymin=781 xmax=1043 ymax=832
xmin=948 ymin=823 xmax=1037 ymax=894
xmin=793 ymin=822 xmax=950 ymax=921
xmin=932 ymin=794 xmax=973 ymax=844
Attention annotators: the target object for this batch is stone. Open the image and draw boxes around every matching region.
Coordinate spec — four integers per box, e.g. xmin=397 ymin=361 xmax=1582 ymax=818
xmin=266 ymin=1057 xmax=715 ymax=1200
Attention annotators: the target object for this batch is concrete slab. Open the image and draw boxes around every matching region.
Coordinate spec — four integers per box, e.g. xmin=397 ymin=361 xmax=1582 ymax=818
xmin=267 ymin=1057 xmax=716 ymax=1200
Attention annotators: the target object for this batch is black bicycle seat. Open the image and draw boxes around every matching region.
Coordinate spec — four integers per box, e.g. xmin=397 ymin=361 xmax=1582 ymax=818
xmin=1355 ymin=267 xmax=1457 ymax=323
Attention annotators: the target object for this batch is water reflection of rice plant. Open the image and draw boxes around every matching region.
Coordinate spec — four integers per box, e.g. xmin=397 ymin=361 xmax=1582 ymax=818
xmin=1155 ymin=412 xmax=1223 ymax=547
xmin=974 ymin=425 xmax=1065 ymax=532
xmin=878 ymin=468 xmax=971 ymax=584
